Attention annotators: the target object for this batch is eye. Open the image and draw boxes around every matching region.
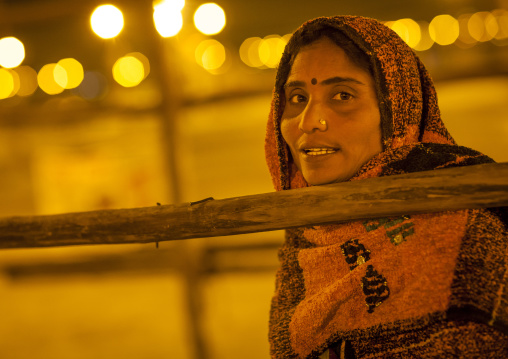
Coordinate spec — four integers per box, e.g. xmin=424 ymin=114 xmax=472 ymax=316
xmin=288 ymin=93 xmax=307 ymax=104
xmin=333 ymin=92 xmax=353 ymax=101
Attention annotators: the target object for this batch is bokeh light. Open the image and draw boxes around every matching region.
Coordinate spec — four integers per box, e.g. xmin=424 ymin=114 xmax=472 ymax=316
xmin=0 ymin=37 xmax=25 ymax=68
xmin=388 ymin=18 xmax=421 ymax=48
xmin=239 ymin=35 xmax=288 ymax=68
xmin=429 ymin=14 xmax=460 ymax=45
xmin=258 ymin=35 xmax=286 ymax=68
xmin=468 ymin=11 xmax=498 ymax=42
xmin=195 ymin=39 xmax=226 ymax=72
xmin=413 ymin=21 xmax=434 ymax=51
xmin=112 ymin=55 xmax=145 ymax=87
xmin=13 ymin=66 xmax=38 ymax=96
xmin=91 ymin=4 xmax=124 ymax=39
xmin=54 ymin=58 xmax=84 ymax=89
xmin=239 ymin=37 xmax=263 ymax=68
xmin=9 ymin=69 xmax=21 ymax=97
xmin=0 ymin=68 xmax=15 ymax=99
xmin=193 ymin=3 xmax=226 ymax=35
xmin=128 ymin=52 xmax=150 ymax=79
xmin=153 ymin=1 xmax=183 ymax=37
xmin=153 ymin=0 xmax=185 ymax=11
xmin=38 ymin=64 xmax=64 ymax=95
xmin=457 ymin=14 xmax=478 ymax=47
xmin=493 ymin=9 xmax=508 ymax=40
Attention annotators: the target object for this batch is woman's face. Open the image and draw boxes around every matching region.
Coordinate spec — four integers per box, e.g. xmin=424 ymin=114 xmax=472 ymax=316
xmin=281 ymin=37 xmax=383 ymax=185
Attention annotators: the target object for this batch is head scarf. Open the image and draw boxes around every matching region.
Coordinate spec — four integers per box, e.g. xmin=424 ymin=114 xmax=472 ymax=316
xmin=265 ymin=15 xmax=489 ymax=191
xmin=265 ymin=16 xmax=507 ymax=359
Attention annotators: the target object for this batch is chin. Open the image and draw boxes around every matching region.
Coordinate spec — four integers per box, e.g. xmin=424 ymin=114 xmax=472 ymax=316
xmin=303 ymin=172 xmax=348 ymax=186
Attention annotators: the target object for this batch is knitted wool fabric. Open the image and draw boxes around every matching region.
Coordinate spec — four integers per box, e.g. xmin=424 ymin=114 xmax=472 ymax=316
xmin=265 ymin=16 xmax=508 ymax=359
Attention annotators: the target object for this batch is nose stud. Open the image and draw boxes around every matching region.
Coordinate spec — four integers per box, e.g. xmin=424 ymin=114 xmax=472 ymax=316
xmin=319 ymin=119 xmax=327 ymax=130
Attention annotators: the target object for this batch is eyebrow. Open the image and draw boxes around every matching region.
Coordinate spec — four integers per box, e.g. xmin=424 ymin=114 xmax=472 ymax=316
xmin=284 ymin=76 xmax=365 ymax=89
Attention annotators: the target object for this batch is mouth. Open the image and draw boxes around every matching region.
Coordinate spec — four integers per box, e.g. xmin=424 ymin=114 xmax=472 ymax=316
xmin=301 ymin=147 xmax=338 ymax=156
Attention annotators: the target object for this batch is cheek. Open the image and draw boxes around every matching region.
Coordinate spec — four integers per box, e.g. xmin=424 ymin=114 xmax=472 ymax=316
xmin=280 ymin=119 xmax=300 ymax=161
xmin=280 ymin=120 xmax=293 ymax=146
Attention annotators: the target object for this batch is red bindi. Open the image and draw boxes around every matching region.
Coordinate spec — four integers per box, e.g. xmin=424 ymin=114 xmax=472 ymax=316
xmin=311 ymin=78 xmax=317 ymax=85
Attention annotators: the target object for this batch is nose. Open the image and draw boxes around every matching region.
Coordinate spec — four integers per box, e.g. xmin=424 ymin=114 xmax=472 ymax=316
xmin=298 ymin=101 xmax=327 ymax=133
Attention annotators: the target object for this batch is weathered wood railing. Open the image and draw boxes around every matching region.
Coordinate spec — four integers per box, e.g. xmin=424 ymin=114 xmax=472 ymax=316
xmin=1 ymin=162 xmax=507 ymax=249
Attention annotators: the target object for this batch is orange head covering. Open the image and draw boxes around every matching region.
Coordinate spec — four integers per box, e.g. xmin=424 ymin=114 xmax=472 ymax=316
xmin=265 ymin=15 xmax=460 ymax=191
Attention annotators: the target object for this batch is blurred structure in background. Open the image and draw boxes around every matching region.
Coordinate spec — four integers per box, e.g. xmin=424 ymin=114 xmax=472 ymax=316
xmin=0 ymin=0 xmax=507 ymax=358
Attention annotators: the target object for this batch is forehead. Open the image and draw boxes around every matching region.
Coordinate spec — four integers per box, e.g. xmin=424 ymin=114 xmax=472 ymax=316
xmin=288 ymin=37 xmax=366 ymax=80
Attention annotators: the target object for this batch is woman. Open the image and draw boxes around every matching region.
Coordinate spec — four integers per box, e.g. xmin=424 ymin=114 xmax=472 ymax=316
xmin=265 ymin=16 xmax=508 ymax=358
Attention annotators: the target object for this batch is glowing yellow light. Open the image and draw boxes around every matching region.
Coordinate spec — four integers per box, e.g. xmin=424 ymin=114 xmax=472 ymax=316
xmin=0 ymin=37 xmax=25 ymax=68
xmin=54 ymin=58 xmax=84 ymax=89
xmin=389 ymin=18 xmax=421 ymax=48
xmin=258 ymin=35 xmax=287 ymax=68
xmin=457 ymin=14 xmax=477 ymax=47
xmin=485 ymin=13 xmax=500 ymax=39
xmin=240 ymin=37 xmax=260 ymax=67
xmin=10 ymin=68 xmax=21 ymax=96
xmin=153 ymin=0 xmax=185 ymax=11
xmin=413 ymin=21 xmax=435 ymax=51
xmin=0 ymin=68 xmax=15 ymax=99
xmin=239 ymin=37 xmax=266 ymax=68
xmin=468 ymin=11 xmax=498 ymax=42
xmin=193 ymin=3 xmax=226 ymax=35
xmin=127 ymin=52 xmax=150 ymax=79
xmin=13 ymin=66 xmax=38 ymax=96
xmin=383 ymin=21 xmax=395 ymax=29
xmin=112 ymin=56 xmax=145 ymax=87
xmin=493 ymin=9 xmax=508 ymax=40
xmin=153 ymin=1 xmax=183 ymax=37
xmin=91 ymin=4 xmax=124 ymax=39
xmin=38 ymin=64 xmax=64 ymax=95
xmin=429 ymin=14 xmax=460 ymax=45
xmin=195 ymin=39 xmax=226 ymax=72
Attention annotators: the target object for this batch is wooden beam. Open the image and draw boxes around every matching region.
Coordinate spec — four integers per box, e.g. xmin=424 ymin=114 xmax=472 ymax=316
xmin=1 ymin=162 xmax=507 ymax=249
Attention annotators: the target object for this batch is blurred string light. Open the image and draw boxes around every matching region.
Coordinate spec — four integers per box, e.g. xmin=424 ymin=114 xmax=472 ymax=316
xmin=240 ymin=35 xmax=288 ymax=68
xmin=129 ymin=52 xmax=150 ymax=79
xmin=237 ymin=8 xmax=508 ymax=71
xmin=491 ymin=11 xmax=508 ymax=47
xmin=259 ymin=35 xmax=287 ymax=68
xmin=493 ymin=9 xmax=508 ymax=41
xmin=54 ymin=58 xmax=84 ymax=89
xmin=457 ymin=14 xmax=478 ymax=47
xmin=153 ymin=0 xmax=184 ymax=37
xmin=13 ymin=66 xmax=38 ymax=96
xmin=0 ymin=37 xmax=25 ymax=68
xmin=195 ymin=39 xmax=226 ymax=72
xmin=90 ymin=4 xmax=124 ymax=39
xmin=2 ymin=8 xmax=507 ymax=102
xmin=413 ymin=21 xmax=434 ymax=51
xmin=468 ymin=11 xmax=498 ymax=42
xmin=38 ymin=64 xmax=64 ymax=95
xmin=239 ymin=37 xmax=263 ymax=68
xmin=0 ymin=68 xmax=16 ymax=99
xmin=193 ymin=3 xmax=226 ymax=35
xmin=429 ymin=14 xmax=460 ymax=45
xmin=386 ymin=18 xmax=421 ymax=48
xmin=0 ymin=66 xmax=38 ymax=99
xmin=112 ymin=53 xmax=151 ymax=87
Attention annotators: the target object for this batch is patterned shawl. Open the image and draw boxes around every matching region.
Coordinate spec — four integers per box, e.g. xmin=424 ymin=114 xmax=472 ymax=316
xmin=265 ymin=16 xmax=508 ymax=358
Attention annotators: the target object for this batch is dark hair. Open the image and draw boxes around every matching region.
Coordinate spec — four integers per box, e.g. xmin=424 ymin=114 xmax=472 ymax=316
xmin=276 ymin=24 xmax=372 ymax=91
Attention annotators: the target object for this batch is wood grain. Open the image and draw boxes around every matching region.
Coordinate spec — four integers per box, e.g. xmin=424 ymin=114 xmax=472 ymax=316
xmin=1 ymin=162 xmax=507 ymax=249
